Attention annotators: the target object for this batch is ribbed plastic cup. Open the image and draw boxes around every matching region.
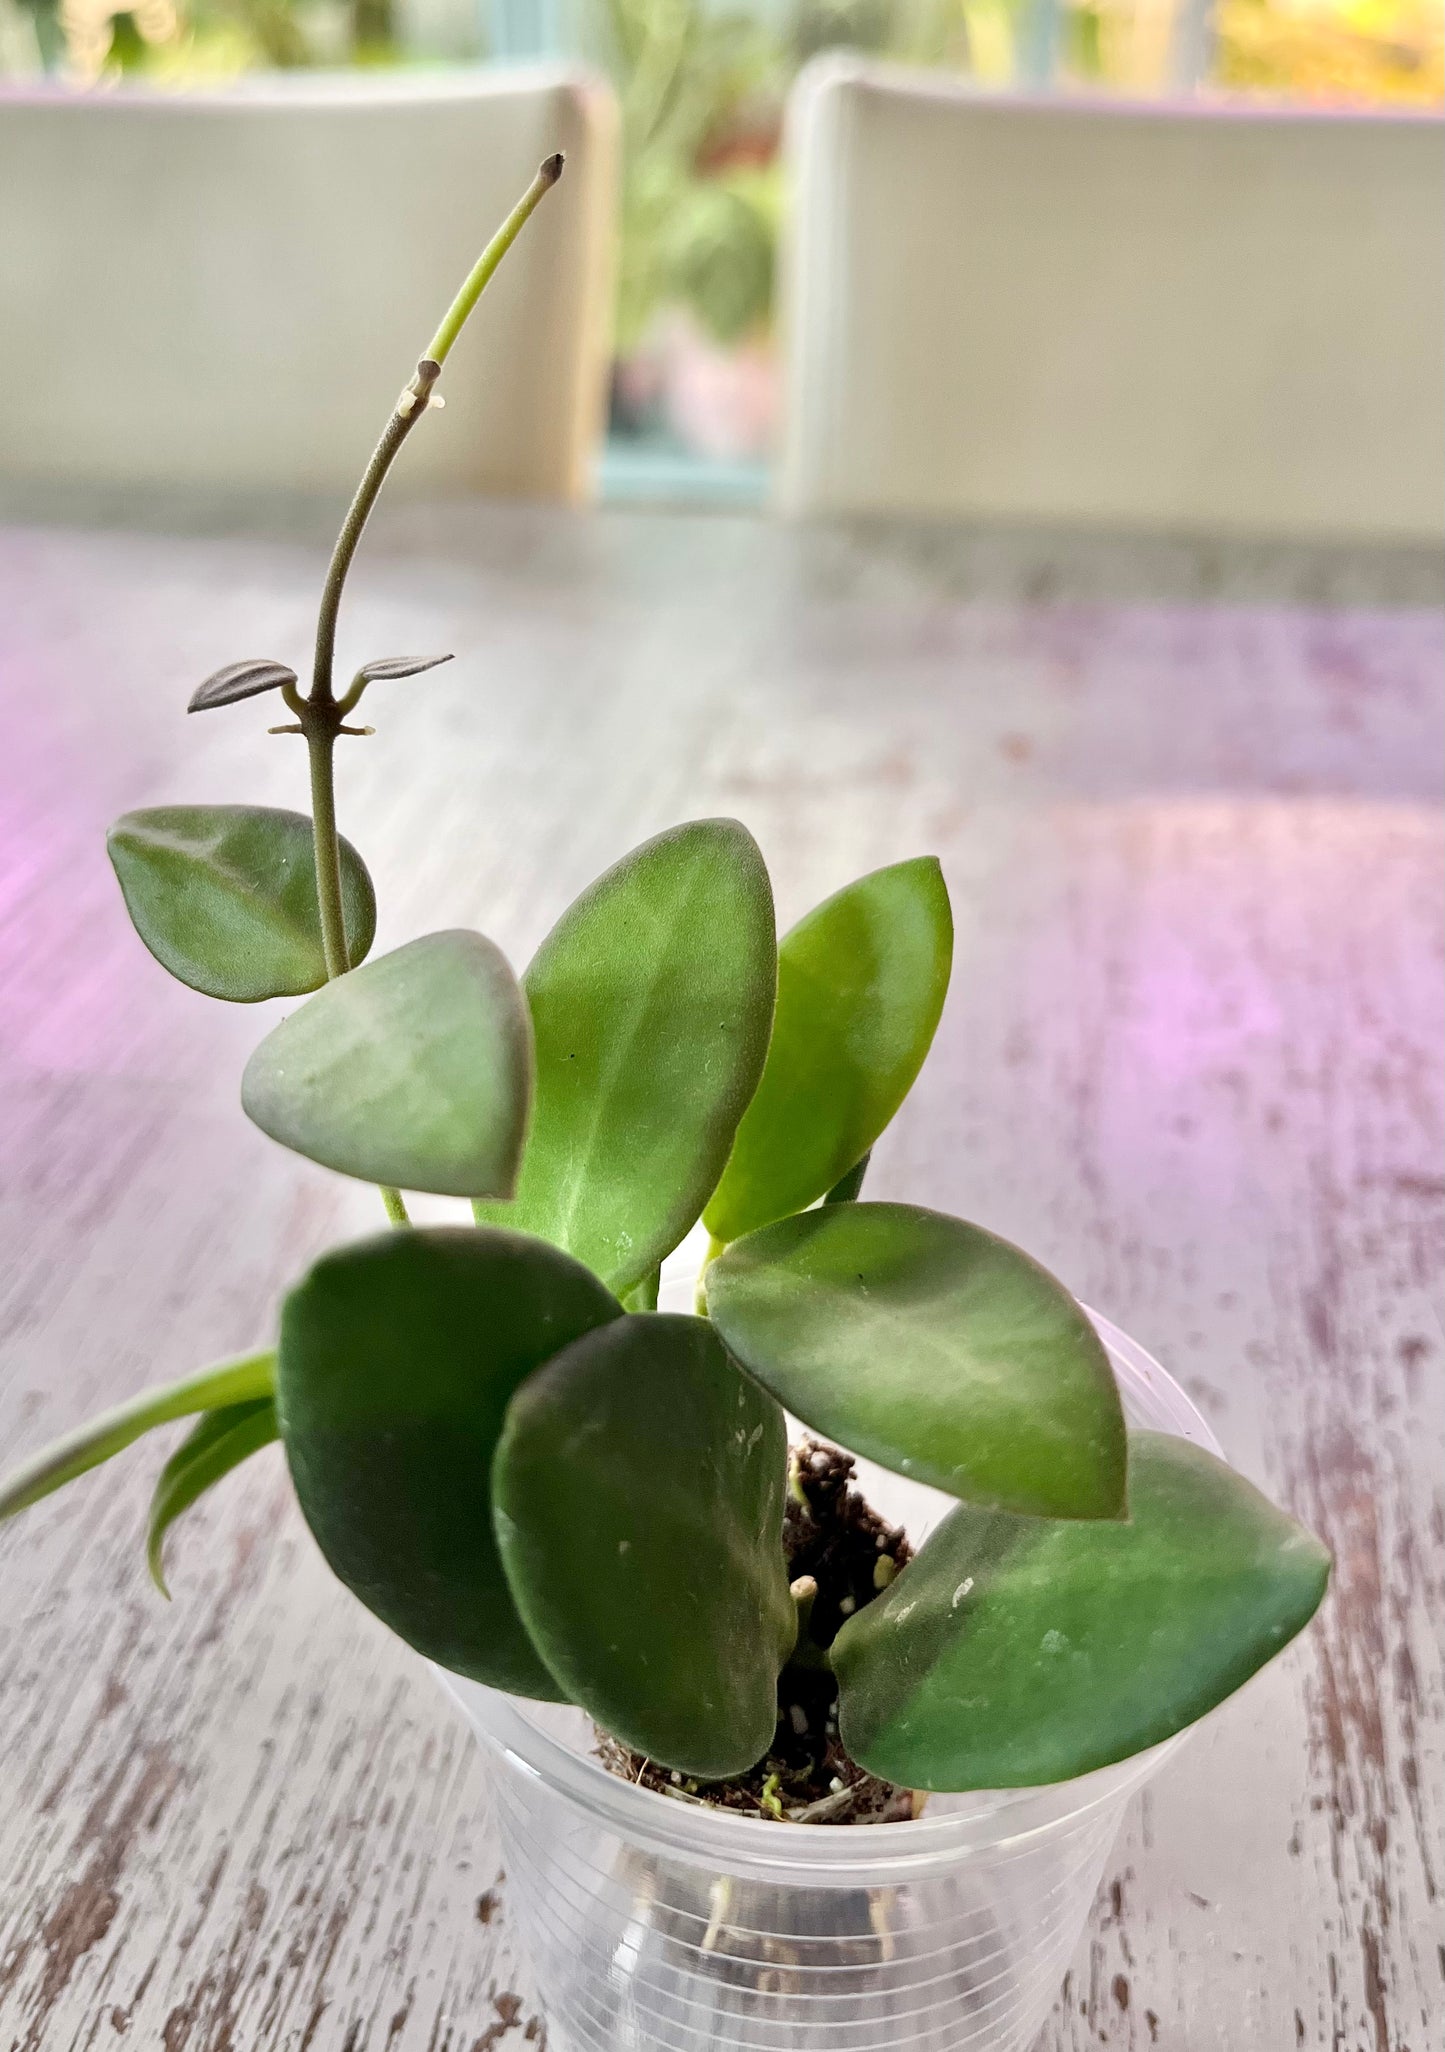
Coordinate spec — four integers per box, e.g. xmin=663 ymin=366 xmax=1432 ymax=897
xmin=438 ymin=1305 xmax=1222 ymax=2052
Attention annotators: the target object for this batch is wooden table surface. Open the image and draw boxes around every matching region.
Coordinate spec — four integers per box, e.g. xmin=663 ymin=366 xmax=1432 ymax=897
xmin=0 ymin=498 xmax=1440 ymax=2052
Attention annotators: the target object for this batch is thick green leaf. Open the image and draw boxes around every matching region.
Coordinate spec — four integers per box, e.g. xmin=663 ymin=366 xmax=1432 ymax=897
xmin=242 ymin=930 xmax=532 ymax=1198
xmin=494 ymin=1313 xmax=793 ymax=1778
xmin=833 ymin=1432 xmax=1331 ymax=1790
xmin=706 ymin=1203 xmax=1126 ymax=1520
xmin=147 ymin=1399 xmax=279 ymax=1597
xmin=476 ymin=820 xmax=775 ymax=1295
xmin=276 ymin=1226 xmax=622 ymax=1696
xmin=702 ymin=858 xmax=952 ymax=1244
xmin=0 ymin=1350 xmax=275 ymax=1523
xmin=108 ymin=805 xmax=375 ymax=1002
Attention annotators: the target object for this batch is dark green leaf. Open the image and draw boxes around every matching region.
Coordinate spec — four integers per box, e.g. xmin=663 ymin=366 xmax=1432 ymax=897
xmin=356 ymin=654 xmax=454 ymax=682
xmin=476 ymin=820 xmax=775 ymax=1295
xmin=706 ymin=1203 xmax=1126 ymax=1520
xmin=108 ymin=805 xmax=375 ymax=1002
xmin=242 ymin=930 xmax=532 ymax=1198
xmin=823 ymin=1151 xmax=870 ymax=1205
xmin=277 ymin=1226 xmax=622 ymax=1697
xmin=494 ymin=1313 xmax=793 ymax=1778
xmin=146 ymin=1399 xmax=279 ymax=1597
xmin=833 ymin=1432 xmax=1331 ymax=1789
xmin=0 ymin=1350 xmax=275 ymax=1524
xmin=703 ymin=858 xmax=952 ymax=1245
xmin=187 ymin=658 xmax=297 ymax=713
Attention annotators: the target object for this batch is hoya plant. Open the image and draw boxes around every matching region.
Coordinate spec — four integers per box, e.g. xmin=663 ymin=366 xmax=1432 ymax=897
xmin=0 ymin=160 xmax=1330 ymax=1811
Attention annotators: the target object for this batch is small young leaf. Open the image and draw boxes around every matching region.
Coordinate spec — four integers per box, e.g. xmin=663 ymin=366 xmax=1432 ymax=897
xmin=832 ymin=1432 xmax=1331 ymax=1790
xmin=706 ymin=1203 xmax=1127 ymax=1521
xmin=146 ymin=1399 xmax=279 ymax=1597
xmin=108 ymin=805 xmax=375 ymax=1002
xmin=494 ymin=1313 xmax=794 ymax=1778
xmin=0 ymin=1349 xmax=275 ymax=1524
xmin=476 ymin=820 xmax=776 ymax=1295
xmin=187 ymin=658 xmax=298 ymax=713
xmin=703 ymin=858 xmax=952 ymax=1245
xmin=356 ymin=654 xmax=454 ymax=682
xmin=277 ymin=1226 xmax=623 ymax=1696
xmin=242 ymin=930 xmax=533 ymax=1198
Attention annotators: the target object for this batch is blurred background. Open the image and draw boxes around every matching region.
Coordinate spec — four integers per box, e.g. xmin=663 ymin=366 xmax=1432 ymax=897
xmin=4 ymin=0 xmax=1438 ymax=508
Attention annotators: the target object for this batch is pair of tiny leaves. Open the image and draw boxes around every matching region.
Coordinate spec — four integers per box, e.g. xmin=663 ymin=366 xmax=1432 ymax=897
xmin=186 ymin=652 xmax=451 ymax=714
xmin=271 ymin=1221 xmax=1327 ymax=1789
xmin=112 ymin=655 xmax=450 ymax=999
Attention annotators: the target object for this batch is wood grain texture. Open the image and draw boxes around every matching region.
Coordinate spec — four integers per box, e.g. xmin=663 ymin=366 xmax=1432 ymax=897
xmin=0 ymin=500 xmax=1440 ymax=2051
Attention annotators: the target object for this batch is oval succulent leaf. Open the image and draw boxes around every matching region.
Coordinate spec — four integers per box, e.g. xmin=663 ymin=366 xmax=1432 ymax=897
xmin=147 ymin=1399 xmax=279 ymax=1598
xmin=356 ymin=654 xmax=454 ymax=682
xmin=494 ymin=1313 xmax=794 ymax=1778
xmin=703 ymin=857 xmax=952 ymax=1245
xmin=277 ymin=1226 xmax=623 ymax=1697
xmin=832 ymin=1432 xmax=1331 ymax=1790
xmin=706 ymin=1203 xmax=1127 ymax=1521
xmin=242 ymin=930 xmax=532 ymax=1198
xmin=477 ymin=819 xmax=776 ymax=1295
xmin=187 ymin=658 xmax=298 ymax=713
xmin=108 ymin=804 xmax=376 ymax=1002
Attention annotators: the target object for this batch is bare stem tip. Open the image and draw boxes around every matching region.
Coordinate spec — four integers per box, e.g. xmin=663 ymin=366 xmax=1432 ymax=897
xmin=540 ymin=152 xmax=565 ymax=186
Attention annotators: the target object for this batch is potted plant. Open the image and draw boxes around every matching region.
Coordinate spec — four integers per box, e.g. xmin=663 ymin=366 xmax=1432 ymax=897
xmin=0 ymin=157 xmax=1329 ymax=2052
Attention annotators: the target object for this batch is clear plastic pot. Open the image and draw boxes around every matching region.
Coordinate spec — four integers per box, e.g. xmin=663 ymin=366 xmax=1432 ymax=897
xmin=438 ymin=1306 xmax=1222 ymax=2052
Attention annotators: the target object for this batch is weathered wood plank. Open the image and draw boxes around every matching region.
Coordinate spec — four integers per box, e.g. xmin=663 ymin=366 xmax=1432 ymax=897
xmin=1 ymin=502 xmax=1440 ymax=2050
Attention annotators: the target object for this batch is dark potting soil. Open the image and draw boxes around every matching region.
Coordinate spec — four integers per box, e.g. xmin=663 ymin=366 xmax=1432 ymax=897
xmin=596 ymin=1439 xmax=921 ymax=1826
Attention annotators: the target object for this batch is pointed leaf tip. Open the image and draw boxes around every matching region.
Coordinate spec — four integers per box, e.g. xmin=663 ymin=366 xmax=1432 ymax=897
xmin=146 ymin=1399 xmax=279 ymax=1599
xmin=834 ymin=1432 xmax=1331 ymax=1790
xmin=477 ymin=818 xmax=775 ymax=1293
xmin=356 ymin=654 xmax=454 ymax=683
xmin=707 ymin=1202 xmax=1127 ymax=1522
xmin=188 ymin=659 xmax=298 ymax=713
xmin=242 ymin=929 xmax=533 ymax=1198
xmin=704 ymin=856 xmax=952 ymax=1244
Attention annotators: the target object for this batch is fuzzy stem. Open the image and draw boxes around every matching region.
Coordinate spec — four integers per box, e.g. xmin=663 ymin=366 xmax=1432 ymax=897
xmin=310 ymin=382 xmax=435 ymax=709
xmin=305 ymin=719 xmax=350 ymax=980
xmin=298 ymin=159 xmax=563 ymax=1235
